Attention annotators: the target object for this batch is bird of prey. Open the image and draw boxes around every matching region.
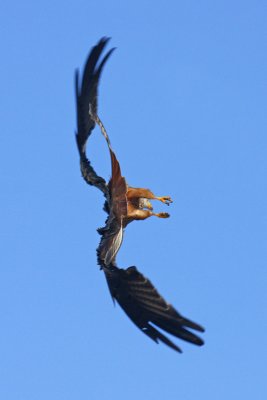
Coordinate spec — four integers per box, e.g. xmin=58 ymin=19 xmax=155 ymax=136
xmin=75 ymin=37 xmax=204 ymax=352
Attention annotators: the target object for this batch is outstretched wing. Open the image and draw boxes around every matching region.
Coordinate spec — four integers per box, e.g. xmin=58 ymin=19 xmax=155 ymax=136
xmin=104 ymin=266 xmax=204 ymax=353
xmin=75 ymin=37 xmax=115 ymax=196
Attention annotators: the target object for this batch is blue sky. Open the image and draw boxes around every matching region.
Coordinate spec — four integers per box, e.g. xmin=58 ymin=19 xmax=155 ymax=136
xmin=1 ymin=1 xmax=266 ymax=399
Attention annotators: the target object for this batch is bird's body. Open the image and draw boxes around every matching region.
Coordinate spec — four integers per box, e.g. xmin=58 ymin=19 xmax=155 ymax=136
xmin=75 ymin=37 xmax=205 ymax=352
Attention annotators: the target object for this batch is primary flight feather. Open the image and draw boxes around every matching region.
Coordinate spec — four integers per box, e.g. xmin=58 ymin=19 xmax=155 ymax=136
xmin=75 ymin=37 xmax=205 ymax=353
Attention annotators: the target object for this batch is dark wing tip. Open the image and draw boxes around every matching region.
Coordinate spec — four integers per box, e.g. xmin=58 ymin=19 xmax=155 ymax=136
xmin=142 ymin=324 xmax=183 ymax=353
xmin=74 ymin=68 xmax=79 ymax=97
xmin=104 ymin=266 xmax=205 ymax=353
xmin=75 ymin=38 xmax=115 ymax=192
xmin=98 ymin=36 xmax=111 ymax=44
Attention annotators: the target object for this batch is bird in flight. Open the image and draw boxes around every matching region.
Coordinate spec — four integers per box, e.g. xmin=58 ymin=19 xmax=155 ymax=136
xmin=75 ymin=37 xmax=204 ymax=352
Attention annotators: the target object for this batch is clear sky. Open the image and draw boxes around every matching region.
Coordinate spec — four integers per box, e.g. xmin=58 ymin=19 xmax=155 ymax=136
xmin=1 ymin=1 xmax=266 ymax=399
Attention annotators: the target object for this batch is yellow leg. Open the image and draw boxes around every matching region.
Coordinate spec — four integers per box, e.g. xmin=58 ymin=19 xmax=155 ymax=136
xmin=156 ymin=196 xmax=173 ymax=206
xmin=153 ymin=212 xmax=170 ymax=218
xmin=127 ymin=209 xmax=170 ymax=221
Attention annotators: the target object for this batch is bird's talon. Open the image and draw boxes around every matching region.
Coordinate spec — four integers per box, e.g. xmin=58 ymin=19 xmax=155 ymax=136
xmin=157 ymin=212 xmax=170 ymax=218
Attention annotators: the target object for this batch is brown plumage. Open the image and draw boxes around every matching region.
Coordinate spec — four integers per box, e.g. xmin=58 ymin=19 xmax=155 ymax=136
xmin=75 ymin=37 xmax=205 ymax=352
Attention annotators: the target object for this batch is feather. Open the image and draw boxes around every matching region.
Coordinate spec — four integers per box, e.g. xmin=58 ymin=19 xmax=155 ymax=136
xmin=97 ymin=223 xmax=124 ymax=266
xmin=104 ymin=266 xmax=204 ymax=352
xmin=75 ymin=37 xmax=114 ymax=197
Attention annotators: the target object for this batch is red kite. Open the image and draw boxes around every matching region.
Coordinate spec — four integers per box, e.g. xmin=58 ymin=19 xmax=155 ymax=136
xmin=75 ymin=37 xmax=204 ymax=352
